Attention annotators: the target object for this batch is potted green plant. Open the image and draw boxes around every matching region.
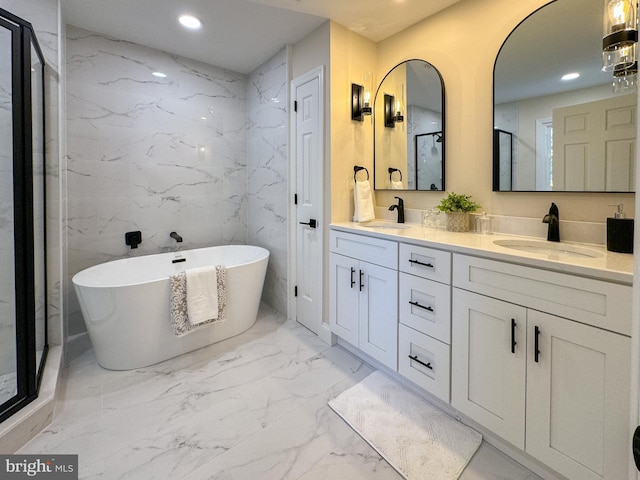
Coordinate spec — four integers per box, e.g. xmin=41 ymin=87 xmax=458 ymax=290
xmin=436 ymin=192 xmax=481 ymax=232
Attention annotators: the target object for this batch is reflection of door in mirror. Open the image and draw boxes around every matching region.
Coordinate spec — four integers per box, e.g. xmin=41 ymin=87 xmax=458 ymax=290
xmin=374 ymin=60 xmax=445 ymax=190
xmin=552 ymin=95 xmax=636 ymax=191
xmin=493 ymin=0 xmax=637 ymax=192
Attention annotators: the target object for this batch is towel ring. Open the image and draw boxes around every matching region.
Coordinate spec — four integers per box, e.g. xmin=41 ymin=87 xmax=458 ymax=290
xmin=354 ymin=165 xmax=369 ymax=182
xmin=388 ymin=167 xmax=403 ymax=181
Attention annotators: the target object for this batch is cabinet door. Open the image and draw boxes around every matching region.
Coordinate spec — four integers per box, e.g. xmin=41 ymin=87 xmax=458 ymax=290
xmin=526 ymin=310 xmax=630 ymax=480
xmin=451 ymin=289 xmax=527 ymax=449
xmin=329 ymin=253 xmax=359 ymax=346
xmin=359 ymin=262 xmax=398 ymax=370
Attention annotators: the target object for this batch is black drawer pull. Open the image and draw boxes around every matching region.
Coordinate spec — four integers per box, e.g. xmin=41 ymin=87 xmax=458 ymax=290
xmin=409 ymin=301 xmax=434 ymax=312
xmin=534 ymin=326 xmax=541 ymax=363
xmin=359 ymin=270 xmax=364 ymax=291
xmin=350 ymin=267 xmax=355 ymax=288
xmin=408 ymin=354 xmax=432 ymax=370
xmin=511 ymin=318 xmax=517 ymax=354
xmin=408 ymin=259 xmax=434 ymax=268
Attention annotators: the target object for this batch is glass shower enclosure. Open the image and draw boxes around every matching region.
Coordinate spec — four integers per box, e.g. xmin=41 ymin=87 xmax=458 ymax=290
xmin=0 ymin=7 xmax=48 ymax=423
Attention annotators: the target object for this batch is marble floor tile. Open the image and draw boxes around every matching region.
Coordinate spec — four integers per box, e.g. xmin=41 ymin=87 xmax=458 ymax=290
xmin=18 ymin=304 xmax=543 ymax=480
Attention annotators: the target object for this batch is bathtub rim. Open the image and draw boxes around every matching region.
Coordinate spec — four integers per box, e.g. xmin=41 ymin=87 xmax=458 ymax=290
xmin=72 ymin=244 xmax=270 ymax=289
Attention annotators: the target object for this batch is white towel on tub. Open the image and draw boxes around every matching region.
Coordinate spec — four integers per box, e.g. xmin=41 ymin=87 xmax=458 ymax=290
xmin=169 ymin=266 xmax=227 ymax=337
xmin=186 ymin=266 xmax=220 ymax=325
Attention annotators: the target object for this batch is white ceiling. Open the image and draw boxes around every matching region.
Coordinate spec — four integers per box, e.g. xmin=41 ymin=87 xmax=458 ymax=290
xmin=60 ymin=0 xmax=461 ymax=74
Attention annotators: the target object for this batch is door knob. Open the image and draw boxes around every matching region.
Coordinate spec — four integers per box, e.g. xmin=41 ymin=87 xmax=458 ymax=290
xmin=299 ymin=218 xmax=317 ymax=228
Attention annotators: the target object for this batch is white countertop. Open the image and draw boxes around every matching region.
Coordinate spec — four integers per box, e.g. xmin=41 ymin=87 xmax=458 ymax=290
xmin=331 ymin=221 xmax=634 ymax=285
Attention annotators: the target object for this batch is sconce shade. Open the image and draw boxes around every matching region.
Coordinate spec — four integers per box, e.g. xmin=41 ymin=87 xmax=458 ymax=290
xmin=602 ymin=0 xmax=638 ymax=90
xmin=613 ymin=61 xmax=638 ymax=92
xmin=384 ymin=94 xmax=395 ymax=127
xmin=351 ymin=83 xmax=372 ymax=121
xmin=603 ymin=0 xmax=638 ymax=67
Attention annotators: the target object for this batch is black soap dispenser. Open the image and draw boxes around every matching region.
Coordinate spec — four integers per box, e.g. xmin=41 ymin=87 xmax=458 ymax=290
xmin=606 ymin=203 xmax=634 ymax=253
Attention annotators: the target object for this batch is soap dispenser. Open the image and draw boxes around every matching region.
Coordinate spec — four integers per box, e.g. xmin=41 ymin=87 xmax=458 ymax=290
xmin=607 ymin=203 xmax=634 ymax=253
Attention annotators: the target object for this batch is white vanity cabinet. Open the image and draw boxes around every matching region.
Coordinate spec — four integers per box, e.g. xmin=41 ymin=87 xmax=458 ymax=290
xmin=329 ymin=230 xmax=398 ymax=369
xmin=451 ymin=254 xmax=631 ymax=480
xmin=397 ymin=243 xmax=452 ymax=402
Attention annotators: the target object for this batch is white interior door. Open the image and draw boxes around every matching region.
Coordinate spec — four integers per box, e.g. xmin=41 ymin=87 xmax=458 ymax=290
xmin=552 ymin=94 xmax=636 ymax=191
xmin=291 ymin=67 xmax=323 ymax=334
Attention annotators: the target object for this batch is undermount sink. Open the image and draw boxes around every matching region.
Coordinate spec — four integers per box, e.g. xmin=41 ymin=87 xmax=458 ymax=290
xmin=359 ymin=221 xmax=411 ymax=230
xmin=493 ymin=239 xmax=602 ymax=258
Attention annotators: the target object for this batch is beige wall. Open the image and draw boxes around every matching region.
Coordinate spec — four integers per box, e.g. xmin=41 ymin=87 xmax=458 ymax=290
xmin=329 ymin=22 xmax=377 ymax=222
xmin=332 ymin=0 xmax=635 ymax=222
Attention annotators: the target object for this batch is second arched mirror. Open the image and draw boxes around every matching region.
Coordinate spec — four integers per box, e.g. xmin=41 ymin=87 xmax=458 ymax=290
xmin=493 ymin=0 xmax=637 ymax=192
xmin=374 ymin=59 xmax=445 ymax=191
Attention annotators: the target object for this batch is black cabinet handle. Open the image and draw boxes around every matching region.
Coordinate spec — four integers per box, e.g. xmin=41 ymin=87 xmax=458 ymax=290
xmin=359 ymin=270 xmax=364 ymax=291
xmin=408 ymin=259 xmax=434 ymax=268
xmin=534 ymin=326 xmax=541 ymax=363
xmin=408 ymin=355 xmax=432 ymax=370
xmin=350 ymin=267 xmax=355 ymax=288
xmin=409 ymin=301 xmax=434 ymax=312
xmin=511 ymin=318 xmax=517 ymax=354
xmin=299 ymin=219 xmax=317 ymax=228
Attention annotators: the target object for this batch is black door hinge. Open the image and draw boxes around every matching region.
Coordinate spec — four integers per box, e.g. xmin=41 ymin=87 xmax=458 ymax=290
xmin=294 ymin=286 xmax=298 ymax=297
xmin=294 ymin=100 xmax=297 ymax=112
xmin=294 ymin=193 xmax=298 ymax=205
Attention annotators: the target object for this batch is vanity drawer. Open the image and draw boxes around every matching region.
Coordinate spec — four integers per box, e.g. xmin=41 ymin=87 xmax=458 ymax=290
xmin=330 ymin=230 xmax=398 ymax=269
xmin=399 ymin=243 xmax=451 ymax=284
xmin=399 ymin=324 xmax=450 ymax=403
xmin=399 ymin=272 xmax=451 ymax=343
xmin=453 ymin=254 xmax=632 ymax=335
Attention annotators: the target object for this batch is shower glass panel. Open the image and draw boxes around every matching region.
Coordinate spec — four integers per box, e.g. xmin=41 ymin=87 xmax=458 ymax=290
xmin=0 ymin=7 xmax=47 ymax=423
xmin=0 ymin=20 xmax=17 ymax=407
xmin=31 ymin=38 xmax=47 ymax=375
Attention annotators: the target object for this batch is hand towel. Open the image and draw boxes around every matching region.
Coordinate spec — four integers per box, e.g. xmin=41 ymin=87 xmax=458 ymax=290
xmin=169 ymin=266 xmax=227 ymax=337
xmin=390 ymin=180 xmax=403 ymax=189
xmin=353 ymin=179 xmax=375 ymax=222
xmin=186 ymin=266 xmax=219 ymax=325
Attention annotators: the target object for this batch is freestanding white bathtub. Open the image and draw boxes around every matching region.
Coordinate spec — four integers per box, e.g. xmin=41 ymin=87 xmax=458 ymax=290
xmin=72 ymin=245 xmax=269 ymax=370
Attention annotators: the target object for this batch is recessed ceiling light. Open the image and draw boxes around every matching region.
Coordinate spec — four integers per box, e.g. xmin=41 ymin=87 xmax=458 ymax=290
xmin=561 ymin=72 xmax=580 ymax=81
xmin=179 ymin=14 xmax=202 ymax=30
xmin=152 ymin=72 xmax=167 ymax=78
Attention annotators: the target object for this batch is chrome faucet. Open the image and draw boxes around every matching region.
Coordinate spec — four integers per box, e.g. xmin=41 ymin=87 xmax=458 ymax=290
xmin=389 ymin=196 xmax=405 ymax=223
xmin=170 ymin=231 xmax=183 ymax=243
xmin=542 ymin=202 xmax=560 ymax=242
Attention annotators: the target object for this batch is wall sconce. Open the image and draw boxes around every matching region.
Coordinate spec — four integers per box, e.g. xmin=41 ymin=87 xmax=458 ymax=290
xmin=393 ymin=99 xmax=404 ymax=123
xmin=351 ymin=83 xmax=372 ymax=121
xmin=603 ymin=0 xmax=638 ymax=91
xmin=384 ymin=94 xmax=395 ymax=127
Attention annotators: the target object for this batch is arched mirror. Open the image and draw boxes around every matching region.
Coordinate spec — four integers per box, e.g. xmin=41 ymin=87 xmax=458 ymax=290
xmin=374 ymin=59 xmax=445 ymax=190
xmin=494 ymin=0 xmax=636 ymax=192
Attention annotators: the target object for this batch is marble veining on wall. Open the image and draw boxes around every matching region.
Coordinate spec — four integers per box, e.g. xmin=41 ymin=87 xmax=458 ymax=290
xmin=247 ymin=48 xmax=288 ymax=315
xmin=66 ymin=26 xmax=288 ymax=336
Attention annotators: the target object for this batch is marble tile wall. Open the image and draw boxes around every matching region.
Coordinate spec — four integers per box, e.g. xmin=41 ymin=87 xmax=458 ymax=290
xmin=66 ymin=27 xmax=289 ymax=335
xmin=247 ymin=48 xmax=288 ymax=315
